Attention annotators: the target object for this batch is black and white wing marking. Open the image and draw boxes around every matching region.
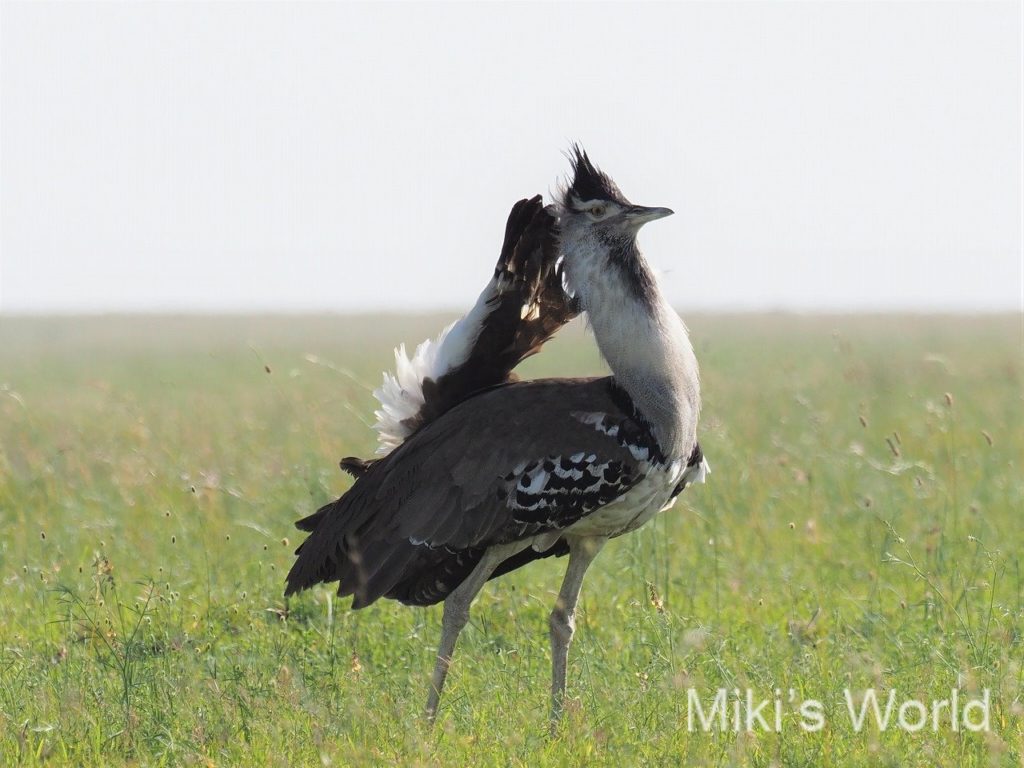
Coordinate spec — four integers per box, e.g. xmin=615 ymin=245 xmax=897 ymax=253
xmin=497 ymin=452 xmax=637 ymax=538
xmin=672 ymin=442 xmax=710 ymax=498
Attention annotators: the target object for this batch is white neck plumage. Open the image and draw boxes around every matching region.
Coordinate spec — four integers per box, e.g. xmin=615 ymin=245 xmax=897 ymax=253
xmin=561 ymin=234 xmax=701 ymax=461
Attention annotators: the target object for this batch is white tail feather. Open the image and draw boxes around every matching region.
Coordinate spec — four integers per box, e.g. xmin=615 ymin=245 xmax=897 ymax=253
xmin=372 ymin=327 xmax=452 ymax=455
xmin=371 ymin=277 xmax=501 ymax=455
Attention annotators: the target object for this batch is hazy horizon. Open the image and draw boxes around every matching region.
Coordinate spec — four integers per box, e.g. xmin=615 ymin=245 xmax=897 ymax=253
xmin=1 ymin=309 xmax=1019 ymax=321
xmin=2 ymin=2 xmax=1021 ymax=315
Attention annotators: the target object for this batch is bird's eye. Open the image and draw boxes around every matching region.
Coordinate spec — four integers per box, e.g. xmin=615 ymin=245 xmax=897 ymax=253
xmin=589 ymin=205 xmax=605 ymax=217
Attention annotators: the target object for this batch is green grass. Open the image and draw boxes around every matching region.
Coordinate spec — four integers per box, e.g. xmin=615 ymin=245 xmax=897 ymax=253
xmin=0 ymin=313 xmax=1021 ymax=766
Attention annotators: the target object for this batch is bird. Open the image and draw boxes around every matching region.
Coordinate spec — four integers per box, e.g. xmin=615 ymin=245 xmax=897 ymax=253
xmin=285 ymin=146 xmax=708 ymax=727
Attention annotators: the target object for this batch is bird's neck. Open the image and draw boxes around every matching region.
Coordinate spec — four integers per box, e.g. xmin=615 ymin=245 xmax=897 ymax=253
xmin=564 ymin=238 xmax=700 ymax=461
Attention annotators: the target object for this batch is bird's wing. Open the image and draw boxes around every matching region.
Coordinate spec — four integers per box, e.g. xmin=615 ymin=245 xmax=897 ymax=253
xmin=286 ymin=378 xmax=666 ymax=607
xmin=369 ymin=196 xmax=578 ymax=457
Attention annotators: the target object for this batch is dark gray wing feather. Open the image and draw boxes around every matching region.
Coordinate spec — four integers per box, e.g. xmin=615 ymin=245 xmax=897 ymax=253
xmin=285 ymin=377 xmax=655 ymax=606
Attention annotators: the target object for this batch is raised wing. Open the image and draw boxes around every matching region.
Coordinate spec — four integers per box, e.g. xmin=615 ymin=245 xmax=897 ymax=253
xmin=369 ymin=196 xmax=578 ymax=459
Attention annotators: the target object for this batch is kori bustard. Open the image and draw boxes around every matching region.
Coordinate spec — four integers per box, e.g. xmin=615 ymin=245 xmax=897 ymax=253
xmin=286 ymin=147 xmax=708 ymax=725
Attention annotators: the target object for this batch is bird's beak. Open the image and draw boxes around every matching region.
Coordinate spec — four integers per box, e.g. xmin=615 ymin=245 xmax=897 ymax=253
xmin=624 ymin=205 xmax=674 ymax=226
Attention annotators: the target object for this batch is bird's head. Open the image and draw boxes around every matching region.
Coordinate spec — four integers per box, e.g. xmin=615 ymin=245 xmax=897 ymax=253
xmin=556 ymin=145 xmax=673 ymax=246
xmin=554 ymin=145 xmax=673 ymax=307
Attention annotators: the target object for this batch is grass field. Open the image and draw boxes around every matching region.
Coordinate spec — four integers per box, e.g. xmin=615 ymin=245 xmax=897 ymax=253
xmin=0 ymin=313 xmax=1021 ymax=766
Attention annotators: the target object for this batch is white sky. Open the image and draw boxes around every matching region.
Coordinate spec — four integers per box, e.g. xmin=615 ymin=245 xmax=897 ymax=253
xmin=1 ymin=1 xmax=1020 ymax=314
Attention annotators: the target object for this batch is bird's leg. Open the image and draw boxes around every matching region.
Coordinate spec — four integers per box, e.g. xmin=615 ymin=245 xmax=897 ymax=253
xmin=549 ymin=535 xmax=607 ymax=729
xmin=425 ymin=541 xmax=528 ymax=725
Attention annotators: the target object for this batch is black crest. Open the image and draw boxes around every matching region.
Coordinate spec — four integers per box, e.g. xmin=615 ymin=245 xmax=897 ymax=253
xmin=563 ymin=144 xmax=629 ymax=207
